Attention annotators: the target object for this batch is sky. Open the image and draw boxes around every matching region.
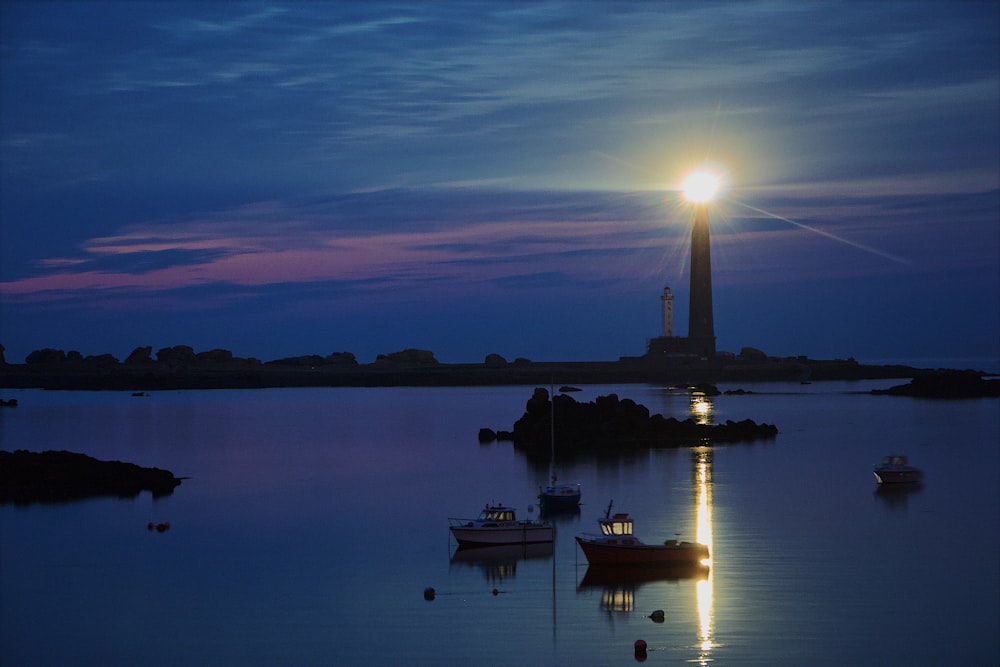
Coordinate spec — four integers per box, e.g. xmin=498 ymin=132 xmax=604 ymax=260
xmin=1 ymin=1 xmax=998 ymax=366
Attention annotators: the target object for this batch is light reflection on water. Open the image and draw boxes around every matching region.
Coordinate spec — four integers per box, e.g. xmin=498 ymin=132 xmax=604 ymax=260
xmin=695 ymin=446 xmax=715 ymax=663
xmin=1 ymin=383 xmax=998 ymax=666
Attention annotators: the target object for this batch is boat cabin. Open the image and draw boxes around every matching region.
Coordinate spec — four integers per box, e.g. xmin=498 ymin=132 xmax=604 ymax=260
xmin=880 ymin=455 xmax=909 ymax=467
xmin=477 ymin=506 xmax=516 ymax=523
xmin=598 ymin=513 xmax=634 ymax=537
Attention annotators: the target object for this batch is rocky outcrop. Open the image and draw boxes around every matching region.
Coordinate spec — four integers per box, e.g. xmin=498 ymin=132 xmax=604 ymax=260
xmin=125 ymin=346 xmax=154 ymax=364
xmin=156 ymin=345 xmax=197 ymax=365
xmin=508 ymin=388 xmax=778 ymax=458
xmin=375 ymin=349 xmax=438 ymax=365
xmin=265 ymin=352 xmax=358 ymax=367
xmin=872 ymin=371 xmax=1000 ymax=398
xmin=25 ymin=348 xmax=68 ymax=365
xmin=0 ymin=450 xmax=182 ymax=504
xmin=485 ymin=353 xmax=508 ymax=368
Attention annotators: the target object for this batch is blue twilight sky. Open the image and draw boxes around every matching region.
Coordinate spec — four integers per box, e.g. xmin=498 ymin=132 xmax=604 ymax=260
xmin=1 ymin=1 xmax=998 ymax=365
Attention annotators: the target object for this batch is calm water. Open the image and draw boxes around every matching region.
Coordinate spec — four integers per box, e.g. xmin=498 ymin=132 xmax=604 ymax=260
xmin=1 ymin=382 xmax=998 ymax=666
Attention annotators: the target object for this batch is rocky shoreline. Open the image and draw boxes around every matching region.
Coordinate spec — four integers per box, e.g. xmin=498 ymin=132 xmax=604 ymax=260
xmin=0 ymin=450 xmax=183 ymax=504
xmin=0 ymin=344 xmax=965 ymax=390
xmin=872 ymin=371 xmax=1000 ymax=398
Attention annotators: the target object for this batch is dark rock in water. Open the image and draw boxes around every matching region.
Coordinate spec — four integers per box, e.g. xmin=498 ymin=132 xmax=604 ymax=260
xmin=509 ymin=388 xmax=778 ymax=458
xmin=872 ymin=371 xmax=1000 ymax=398
xmin=478 ymin=428 xmax=497 ymax=442
xmin=0 ymin=450 xmax=182 ymax=504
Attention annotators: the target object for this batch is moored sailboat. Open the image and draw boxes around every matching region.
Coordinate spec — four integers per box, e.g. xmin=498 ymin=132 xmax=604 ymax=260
xmin=538 ymin=386 xmax=581 ymax=509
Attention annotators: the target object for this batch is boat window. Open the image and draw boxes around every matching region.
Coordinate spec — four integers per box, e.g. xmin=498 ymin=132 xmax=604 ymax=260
xmin=612 ymin=521 xmax=633 ymax=535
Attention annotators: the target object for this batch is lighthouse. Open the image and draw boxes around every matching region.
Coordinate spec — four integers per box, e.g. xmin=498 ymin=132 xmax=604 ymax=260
xmin=687 ymin=203 xmax=716 ymax=356
xmin=661 ymin=286 xmax=675 ymax=337
xmin=645 ymin=170 xmax=720 ymax=358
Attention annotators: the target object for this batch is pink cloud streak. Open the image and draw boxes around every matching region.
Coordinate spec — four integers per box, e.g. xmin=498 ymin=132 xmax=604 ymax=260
xmin=0 ymin=212 xmax=662 ymax=298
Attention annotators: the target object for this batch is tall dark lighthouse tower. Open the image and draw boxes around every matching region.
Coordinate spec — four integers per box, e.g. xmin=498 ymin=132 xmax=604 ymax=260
xmin=687 ymin=203 xmax=716 ymax=356
xmin=645 ymin=170 xmax=720 ymax=359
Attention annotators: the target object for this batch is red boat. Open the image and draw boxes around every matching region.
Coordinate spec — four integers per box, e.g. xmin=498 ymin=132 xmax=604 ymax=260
xmin=574 ymin=504 xmax=709 ymax=566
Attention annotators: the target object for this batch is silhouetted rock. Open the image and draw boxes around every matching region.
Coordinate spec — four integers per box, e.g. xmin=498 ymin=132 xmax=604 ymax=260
xmin=478 ymin=428 xmax=497 ymax=442
xmin=26 ymin=348 xmax=67 ymax=365
xmin=267 ymin=354 xmax=327 ymax=367
xmin=508 ymin=388 xmax=778 ymax=458
xmin=485 ymin=353 xmax=508 ymax=368
xmin=0 ymin=344 xmax=6 ymax=366
xmin=324 ymin=352 xmax=358 ymax=366
xmin=196 ymin=348 xmax=234 ymax=364
xmin=125 ymin=346 xmax=154 ymax=364
xmin=82 ymin=353 xmax=119 ymax=369
xmin=872 ymin=371 xmax=1000 ymax=398
xmin=156 ymin=345 xmax=197 ymax=365
xmin=0 ymin=450 xmax=182 ymax=504
xmin=375 ymin=349 xmax=438 ymax=365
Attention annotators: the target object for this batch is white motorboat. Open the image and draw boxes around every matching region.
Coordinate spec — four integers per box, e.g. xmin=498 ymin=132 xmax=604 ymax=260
xmin=449 ymin=504 xmax=554 ymax=546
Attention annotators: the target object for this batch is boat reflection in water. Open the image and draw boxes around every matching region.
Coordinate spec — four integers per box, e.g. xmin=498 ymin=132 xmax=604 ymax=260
xmin=874 ymin=480 xmax=924 ymax=510
xmin=538 ymin=503 xmax=581 ymax=522
xmin=578 ymin=562 xmax=709 ymax=613
xmin=450 ymin=542 xmax=554 ymax=584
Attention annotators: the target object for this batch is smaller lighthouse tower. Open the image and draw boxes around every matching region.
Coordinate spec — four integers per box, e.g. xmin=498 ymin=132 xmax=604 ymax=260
xmin=661 ymin=286 xmax=675 ymax=337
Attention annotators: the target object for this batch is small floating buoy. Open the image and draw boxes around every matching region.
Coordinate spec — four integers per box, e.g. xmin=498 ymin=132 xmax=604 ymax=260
xmin=649 ymin=609 xmax=665 ymax=623
xmin=492 ymin=588 xmax=499 ymax=596
xmin=634 ymin=639 xmax=648 ymax=661
xmin=147 ymin=522 xmax=155 ymax=531
xmin=155 ymin=522 xmax=170 ymax=532
xmin=423 ymin=587 xmax=435 ymax=601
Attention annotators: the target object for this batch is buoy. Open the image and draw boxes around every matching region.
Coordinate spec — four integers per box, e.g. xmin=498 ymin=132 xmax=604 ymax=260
xmin=634 ymin=639 xmax=648 ymax=661
xmin=492 ymin=588 xmax=499 ymax=596
xmin=423 ymin=587 xmax=435 ymax=601
xmin=649 ymin=609 xmax=665 ymax=623
xmin=147 ymin=522 xmax=154 ymax=531
xmin=155 ymin=522 xmax=169 ymax=532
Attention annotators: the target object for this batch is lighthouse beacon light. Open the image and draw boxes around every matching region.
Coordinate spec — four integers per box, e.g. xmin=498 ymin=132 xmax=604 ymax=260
xmin=682 ymin=171 xmax=721 ymax=203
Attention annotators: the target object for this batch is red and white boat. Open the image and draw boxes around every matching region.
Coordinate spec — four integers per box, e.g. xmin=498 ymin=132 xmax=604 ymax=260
xmin=575 ymin=504 xmax=709 ymax=566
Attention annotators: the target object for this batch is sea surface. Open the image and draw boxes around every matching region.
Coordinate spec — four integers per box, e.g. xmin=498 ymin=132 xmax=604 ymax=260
xmin=1 ymin=380 xmax=997 ymax=666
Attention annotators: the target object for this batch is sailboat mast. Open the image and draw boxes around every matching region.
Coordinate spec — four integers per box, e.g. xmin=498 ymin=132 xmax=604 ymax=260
xmin=549 ymin=383 xmax=555 ymax=483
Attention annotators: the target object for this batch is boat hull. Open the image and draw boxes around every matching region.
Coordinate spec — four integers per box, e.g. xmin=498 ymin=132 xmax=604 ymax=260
xmin=539 ymin=485 xmax=581 ymax=508
xmin=873 ymin=469 xmax=923 ymax=484
xmin=450 ymin=524 xmax=554 ymax=546
xmin=575 ymin=536 xmax=709 ymax=565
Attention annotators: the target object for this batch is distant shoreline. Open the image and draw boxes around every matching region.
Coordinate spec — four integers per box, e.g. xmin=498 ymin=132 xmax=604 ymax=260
xmin=0 ymin=354 xmax=970 ymax=391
